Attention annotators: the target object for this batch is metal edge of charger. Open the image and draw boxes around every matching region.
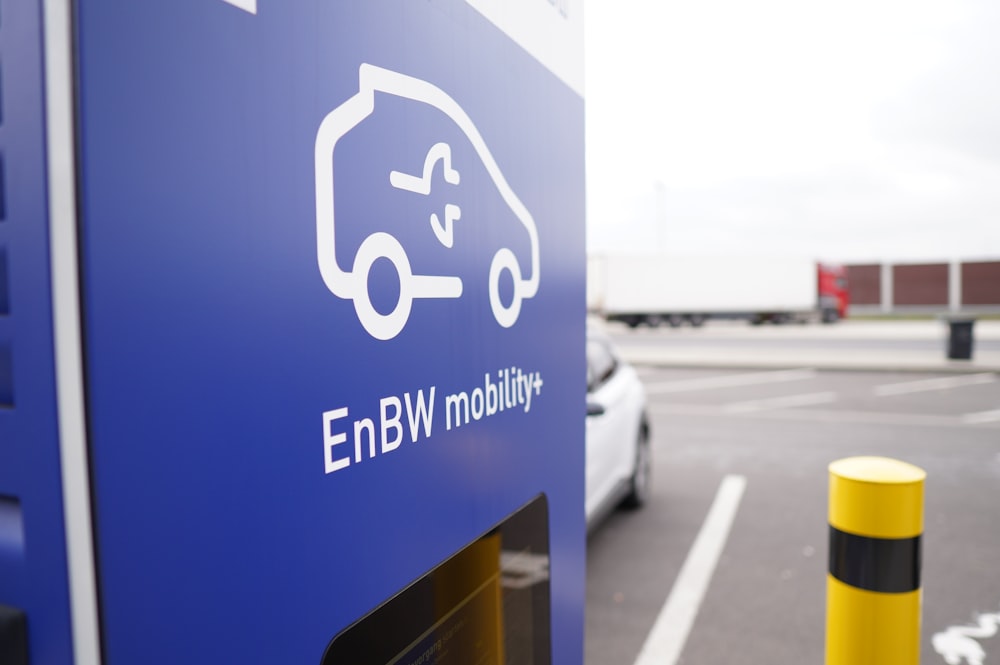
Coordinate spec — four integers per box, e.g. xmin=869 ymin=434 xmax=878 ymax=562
xmin=43 ymin=0 xmax=103 ymax=663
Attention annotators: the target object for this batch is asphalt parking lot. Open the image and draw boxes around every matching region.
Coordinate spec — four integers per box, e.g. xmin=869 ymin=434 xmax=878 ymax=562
xmin=585 ymin=363 xmax=1000 ymax=665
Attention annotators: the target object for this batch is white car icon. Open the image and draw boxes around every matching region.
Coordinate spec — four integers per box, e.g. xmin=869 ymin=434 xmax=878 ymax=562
xmin=315 ymin=64 xmax=540 ymax=340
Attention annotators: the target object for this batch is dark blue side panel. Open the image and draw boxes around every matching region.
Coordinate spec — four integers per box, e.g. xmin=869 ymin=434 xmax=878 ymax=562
xmin=75 ymin=2 xmax=585 ymax=665
xmin=0 ymin=0 xmax=76 ymax=663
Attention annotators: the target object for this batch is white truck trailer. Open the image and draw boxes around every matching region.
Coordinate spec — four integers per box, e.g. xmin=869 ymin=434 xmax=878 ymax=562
xmin=587 ymin=254 xmax=845 ymax=326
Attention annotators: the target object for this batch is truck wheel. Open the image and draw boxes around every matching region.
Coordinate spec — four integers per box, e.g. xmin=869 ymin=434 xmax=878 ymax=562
xmin=822 ymin=308 xmax=840 ymax=324
xmin=688 ymin=314 xmax=706 ymax=327
xmin=626 ymin=316 xmax=641 ymax=329
xmin=645 ymin=314 xmax=664 ymax=328
xmin=668 ymin=314 xmax=683 ymax=328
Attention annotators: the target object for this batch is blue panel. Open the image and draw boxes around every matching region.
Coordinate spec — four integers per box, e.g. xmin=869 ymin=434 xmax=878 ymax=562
xmin=0 ymin=0 xmax=77 ymax=662
xmin=75 ymin=2 xmax=585 ymax=664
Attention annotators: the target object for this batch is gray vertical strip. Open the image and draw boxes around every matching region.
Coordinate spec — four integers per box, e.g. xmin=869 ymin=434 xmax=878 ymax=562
xmin=42 ymin=1 xmax=102 ymax=664
xmin=949 ymin=260 xmax=961 ymax=313
xmin=880 ymin=262 xmax=893 ymax=314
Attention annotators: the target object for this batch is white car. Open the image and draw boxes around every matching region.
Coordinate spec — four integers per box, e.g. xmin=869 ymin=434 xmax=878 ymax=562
xmin=585 ymin=327 xmax=651 ymax=527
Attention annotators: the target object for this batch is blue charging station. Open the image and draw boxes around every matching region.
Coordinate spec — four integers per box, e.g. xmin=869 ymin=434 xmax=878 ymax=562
xmin=1 ymin=1 xmax=585 ymax=663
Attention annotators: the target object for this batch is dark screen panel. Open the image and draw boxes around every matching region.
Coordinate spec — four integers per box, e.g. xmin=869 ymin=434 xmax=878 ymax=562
xmin=322 ymin=495 xmax=551 ymax=665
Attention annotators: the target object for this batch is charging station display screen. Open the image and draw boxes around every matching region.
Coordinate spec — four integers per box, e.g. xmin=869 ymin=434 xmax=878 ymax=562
xmin=321 ymin=495 xmax=550 ymax=665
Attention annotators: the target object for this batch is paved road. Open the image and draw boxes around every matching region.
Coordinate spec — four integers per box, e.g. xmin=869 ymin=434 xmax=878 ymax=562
xmin=617 ymin=334 xmax=1000 ymax=352
xmin=602 ymin=319 xmax=1000 ymax=372
xmin=586 ymin=366 xmax=1000 ymax=665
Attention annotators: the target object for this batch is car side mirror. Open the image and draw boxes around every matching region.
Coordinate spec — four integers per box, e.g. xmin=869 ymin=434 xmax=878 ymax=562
xmin=586 ymin=402 xmax=605 ymax=417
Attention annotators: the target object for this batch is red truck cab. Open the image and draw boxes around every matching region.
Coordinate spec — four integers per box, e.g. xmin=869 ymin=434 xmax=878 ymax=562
xmin=818 ymin=263 xmax=849 ymax=322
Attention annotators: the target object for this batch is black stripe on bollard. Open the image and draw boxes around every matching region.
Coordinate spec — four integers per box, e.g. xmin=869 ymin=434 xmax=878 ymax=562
xmin=828 ymin=525 xmax=921 ymax=593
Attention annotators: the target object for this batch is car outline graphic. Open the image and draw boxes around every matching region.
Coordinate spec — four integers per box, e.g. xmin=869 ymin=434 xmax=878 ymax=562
xmin=315 ymin=63 xmax=541 ymax=341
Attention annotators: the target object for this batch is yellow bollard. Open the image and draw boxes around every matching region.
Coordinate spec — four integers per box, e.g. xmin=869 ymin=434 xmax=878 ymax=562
xmin=826 ymin=456 xmax=926 ymax=665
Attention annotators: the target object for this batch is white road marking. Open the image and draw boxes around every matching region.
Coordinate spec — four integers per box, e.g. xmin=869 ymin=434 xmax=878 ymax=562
xmin=750 ymin=407 xmax=966 ymax=429
xmin=649 ymin=403 xmax=970 ymax=429
xmin=644 ymin=368 xmax=816 ymax=394
xmin=633 ymin=475 xmax=747 ymax=665
xmin=873 ymin=373 xmax=996 ymax=397
xmin=962 ymin=409 xmax=1000 ymax=425
xmin=725 ymin=391 xmax=837 ymax=414
xmin=932 ymin=609 xmax=1000 ymax=665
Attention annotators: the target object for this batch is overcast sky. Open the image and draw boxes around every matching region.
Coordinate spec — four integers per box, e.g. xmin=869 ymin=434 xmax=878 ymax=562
xmin=583 ymin=0 xmax=1000 ymax=262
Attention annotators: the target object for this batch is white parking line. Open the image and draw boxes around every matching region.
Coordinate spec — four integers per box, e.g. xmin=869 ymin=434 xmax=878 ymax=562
xmin=644 ymin=368 xmax=816 ymax=394
xmin=963 ymin=409 xmax=1000 ymax=425
xmin=649 ymin=402 xmax=988 ymax=429
xmin=725 ymin=391 xmax=837 ymax=414
xmin=633 ymin=475 xmax=746 ymax=665
xmin=873 ymin=373 xmax=996 ymax=397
